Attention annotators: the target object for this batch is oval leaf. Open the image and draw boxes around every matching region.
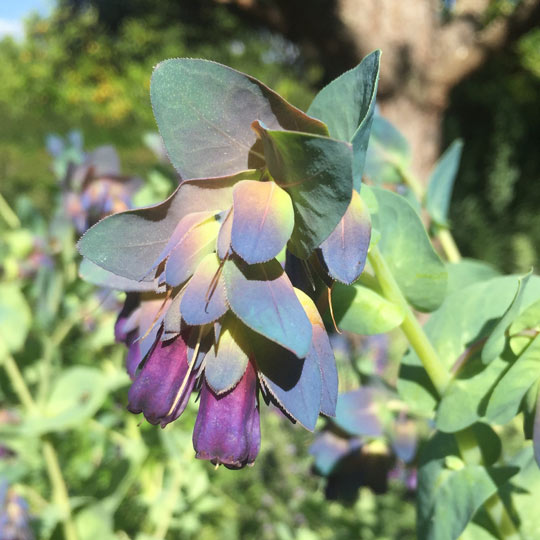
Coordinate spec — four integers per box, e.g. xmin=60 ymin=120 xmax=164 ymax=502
xmin=223 ymin=257 xmax=312 ymax=358
xmin=204 ymin=314 xmax=249 ymax=395
xmin=180 ymin=253 xmax=228 ymax=325
xmin=165 ymin=217 xmax=220 ymax=287
xmin=253 ymin=121 xmax=354 ymax=259
xmin=231 ymin=180 xmax=294 ymax=264
xmin=151 ymin=58 xmax=328 ymax=180
xmin=78 ymin=171 xmax=252 ymax=280
xmin=320 ymin=189 xmax=371 ymax=284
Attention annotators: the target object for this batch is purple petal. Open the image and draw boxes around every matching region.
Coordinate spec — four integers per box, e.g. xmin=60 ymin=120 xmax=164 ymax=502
xmin=128 ymin=332 xmax=196 ymax=427
xmin=193 ymin=360 xmax=260 ymax=469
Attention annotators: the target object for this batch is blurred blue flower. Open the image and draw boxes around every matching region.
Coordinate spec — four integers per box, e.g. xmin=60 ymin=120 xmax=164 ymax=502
xmin=0 ymin=483 xmax=34 ymax=540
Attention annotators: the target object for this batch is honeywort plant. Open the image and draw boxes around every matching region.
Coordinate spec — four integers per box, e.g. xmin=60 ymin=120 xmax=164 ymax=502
xmin=1 ymin=49 xmax=540 ymax=540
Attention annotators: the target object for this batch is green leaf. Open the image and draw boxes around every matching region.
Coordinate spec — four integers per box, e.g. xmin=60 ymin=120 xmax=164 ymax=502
xmin=26 ymin=367 xmax=127 ymax=435
xmin=482 ymin=271 xmax=532 ymax=364
xmin=330 ymin=281 xmax=404 ymax=335
xmin=426 ymin=139 xmax=463 ymax=227
xmin=446 ymin=259 xmax=500 ymax=295
xmin=223 ymin=257 xmax=312 ymax=358
xmin=204 ymin=314 xmax=249 ymax=395
xmin=253 ymin=121 xmax=353 ymax=259
xmin=307 ymin=50 xmax=381 ymax=189
xmin=0 ymin=282 xmax=31 ymax=353
xmin=151 ymin=58 xmax=327 ymax=180
xmin=398 ymin=275 xmax=540 ymax=418
xmin=486 ymin=334 xmax=540 ymax=424
xmin=78 ymin=171 xmax=252 ymax=280
xmin=364 ymin=115 xmax=411 ymax=185
xmin=368 ymin=185 xmax=447 ymax=312
xmin=417 ymin=431 xmax=517 ymax=540
xmin=79 ymin=258 xmax=156 ymax=292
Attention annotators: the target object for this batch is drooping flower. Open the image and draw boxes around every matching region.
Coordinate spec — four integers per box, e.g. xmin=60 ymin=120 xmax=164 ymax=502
xmin=193 ymin=359 xmax=260 ymax=469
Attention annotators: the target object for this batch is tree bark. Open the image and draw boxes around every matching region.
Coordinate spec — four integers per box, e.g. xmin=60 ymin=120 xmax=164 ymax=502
xmin=216 ymin=0 xmax=540 ymax=180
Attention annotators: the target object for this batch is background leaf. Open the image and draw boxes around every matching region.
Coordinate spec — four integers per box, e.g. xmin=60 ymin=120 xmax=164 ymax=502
xmin=0 ymin=282 xmax=31 ymax=353
xmin=330 ymin=281 xmax=404 ymax=335
xmin=368 ymin=185 xmax=447 ymax=312
xmin=364 ymin=115 xmax=411 ymax=185
xmin=426 ymin=139 xmax=463 ymax=227
xmin=307 ymin=50 xmax=380 ymax=189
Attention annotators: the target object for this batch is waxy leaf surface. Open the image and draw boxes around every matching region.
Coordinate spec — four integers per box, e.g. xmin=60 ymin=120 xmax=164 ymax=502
xmin=151 ymin=58 xmax=328 ymax=179
xmin=486 ymin=334 xmax=540 ymax=424
xmin=164 ymin=217 xmax=220 ymax=287
xmin=231 ymin=180 xmax=294 ymax=264
xmin=368 ymin=185 xmax=447 ymax=312
xmin=398 ymin=275 xmax=540 ymax=421
xmin=180 ymin=253 xmax=228 ymax=325
xmin=223 ymin=257 xmax=312 ymax=358
xmin=426 ymin=139 xmax=463 ymax=227
xmin=78 ymin=171 xmax=253 ymax=280
xmin=79 ymin=258 xmax=156 ymax=292
xmin=320 ymin=189 xmax=371 ymax=284
xmin=482 ymin=271 xmax=531 ymax=364
xmin=256 ymin=337 xmax=322 ymax=431
xmin=295 ymin=288 xmax=338 ymax=416
xmin=204 ymin=314 xmax=249 ymax=395
xmin=364 ymin=115 xmax=410 ymax=185
xmin=417 ymin=430 xmax=516 ymax=540
xmin=216 ymin=208 xmax=233 ymax=259
xmin=308 ymin=50 xmax=380 ymax=189
xmin=330 ymin=282 xmax=404 ymax=335
xmin=254 ymin=121 xmax=353 ymax=258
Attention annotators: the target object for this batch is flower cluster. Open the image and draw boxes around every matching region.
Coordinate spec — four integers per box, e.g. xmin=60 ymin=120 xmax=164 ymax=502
xmin=78 ymin=54 xmax=380 ymax=468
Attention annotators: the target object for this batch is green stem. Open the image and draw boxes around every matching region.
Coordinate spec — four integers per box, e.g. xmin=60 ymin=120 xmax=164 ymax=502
xmin=0 ymin=340 xmax=79 ymax=540
xmin=368 ymin=246 xmax=450 ymax=394
xmin=369 ymin=246 xmax=518 ymax=538
xmin=436 ymin=227 xmax=462 ymax=263
xmin=0 ymin=192 xmax=21 ymax=229
xmin=42 ymin=440 xmax=79 ymax=540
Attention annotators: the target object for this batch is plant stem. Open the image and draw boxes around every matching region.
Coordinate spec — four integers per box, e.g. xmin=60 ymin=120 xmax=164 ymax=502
xmin=42 ymin=440 xmax=79 ymax=540
xmin=0 ymin=192 xmax=21 ymax=229
xmin=436 ymin=227 xmax=461 ymax=263
xmin=369 ymin=246 xmax=518 ymax=537
xmin=0 ymin=340 xmax=79 ymax=540
xmin=368 ymin=246 xmax=450 ymax=394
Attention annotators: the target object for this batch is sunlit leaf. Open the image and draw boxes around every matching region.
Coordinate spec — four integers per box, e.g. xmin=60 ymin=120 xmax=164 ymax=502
xmin=231 ymin=180 xmax=294 ymax=264
xmin=204 ymin=314 xmax=249 ymax=394
xmin=320 ymin=190 xmax=371 ymax=284
xmin=151 ymin=58 xmax=327 ymax=179
xmin=330 ymin=281 xmax=404 ymax=335
xmin=223 ymin=257 xmax=312 ymax=358
xmin=426 ymin=139 xmax=463 ymax=227
xmin=368 ymin=185 xmax=447 ymax=312
xmin=164 ymin=216 xmax=220 ymax=287
xmin=78 ymin=171 xmax=253 ymax=280
xmin=180 ymin=253 xmax=228 ymax=325
xmin=253 ymin=121 xmax=353 ymax=258
xmin=307 ymin=50 xmax=381 ymax=189
xmin=79 ymin=258 xmax=156 ymax=292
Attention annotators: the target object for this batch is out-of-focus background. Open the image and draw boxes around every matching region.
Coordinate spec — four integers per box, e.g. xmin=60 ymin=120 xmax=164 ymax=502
xmin=0 ymin=1 xmax=539 ymax=539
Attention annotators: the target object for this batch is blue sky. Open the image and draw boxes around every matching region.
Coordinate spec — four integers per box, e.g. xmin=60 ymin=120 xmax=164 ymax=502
xmin=0 ymin=0 xmax=52 ymax=40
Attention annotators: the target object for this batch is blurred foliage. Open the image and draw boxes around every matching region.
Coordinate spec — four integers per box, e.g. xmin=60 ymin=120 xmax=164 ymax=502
xmin=0 ymin=133 xmax=415 ymax=538
xmin=0 ymin=1 xmax=319 ymax=214
xmin=444 ymin=32 xmax=540 ymax=273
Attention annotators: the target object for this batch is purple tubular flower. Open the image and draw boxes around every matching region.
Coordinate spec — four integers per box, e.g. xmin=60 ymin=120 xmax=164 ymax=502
xmin=127 ymin=332 xmax=196 ymax=427
xmin=193 ymin=359 xmax=260 ymax=469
